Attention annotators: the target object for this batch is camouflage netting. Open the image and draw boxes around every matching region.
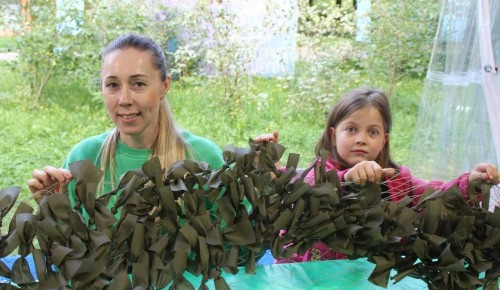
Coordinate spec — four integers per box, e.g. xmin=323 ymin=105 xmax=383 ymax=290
xmin=1 ymin=140 xmax=500 ymax=290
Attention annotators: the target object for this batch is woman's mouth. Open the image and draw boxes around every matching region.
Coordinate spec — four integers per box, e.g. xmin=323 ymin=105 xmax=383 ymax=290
xmin=119 ymin=113 xmax=140 ymax=119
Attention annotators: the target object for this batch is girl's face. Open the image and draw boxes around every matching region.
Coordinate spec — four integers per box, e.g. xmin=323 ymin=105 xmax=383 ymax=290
xmin=101 ymin=48 xmax=169 ymax=148
xmin=330 ymin=107 xmax=388 ymax=167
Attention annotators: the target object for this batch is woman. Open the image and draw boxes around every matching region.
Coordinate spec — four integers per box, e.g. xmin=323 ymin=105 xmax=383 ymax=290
xmin=28 ymin=34 xmax=224 ymax=215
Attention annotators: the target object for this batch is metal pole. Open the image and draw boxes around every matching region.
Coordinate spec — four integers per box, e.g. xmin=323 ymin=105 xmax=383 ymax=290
xmin=478 ymin=0 xmax=500 ymax=166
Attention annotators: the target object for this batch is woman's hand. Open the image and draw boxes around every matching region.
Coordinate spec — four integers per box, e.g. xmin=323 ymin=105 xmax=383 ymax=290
xmin=344 ymin=161 xmax=396 ymax=185
xmin=468 ymin=163 xmax=499 ymax=185
xmin=27 ymin=166 xmax=72 ymax=204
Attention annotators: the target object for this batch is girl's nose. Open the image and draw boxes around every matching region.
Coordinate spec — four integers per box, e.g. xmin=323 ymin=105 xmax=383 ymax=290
xmin=355 ymin=133 xmax=367 ymax=144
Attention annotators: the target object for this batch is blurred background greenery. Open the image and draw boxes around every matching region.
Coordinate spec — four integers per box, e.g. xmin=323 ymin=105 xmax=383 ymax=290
xmin=0 ymin=0 xmax=439 ymax=214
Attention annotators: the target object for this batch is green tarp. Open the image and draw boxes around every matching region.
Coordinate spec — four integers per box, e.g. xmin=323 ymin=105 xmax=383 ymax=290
xmin=180 ymin=259 xmax=428 ymax=290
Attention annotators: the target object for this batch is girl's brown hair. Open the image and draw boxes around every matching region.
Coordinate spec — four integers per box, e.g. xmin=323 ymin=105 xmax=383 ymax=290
xmin=314 ymin=88 xmax=397 ymax=169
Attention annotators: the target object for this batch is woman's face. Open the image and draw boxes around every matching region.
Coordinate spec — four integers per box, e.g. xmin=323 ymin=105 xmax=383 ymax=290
xmin=330 ymin=107 xmax=388 ymax=167
xmin=101 ymin=48 xmax=169 ymax=148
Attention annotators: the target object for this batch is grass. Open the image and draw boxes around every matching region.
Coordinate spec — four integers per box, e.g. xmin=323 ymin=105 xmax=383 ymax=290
xmin=387 ymin=79 xmax=423 ymax=165
xmin=0 ymin=62 xmax=112 ymax=210
xmin=0 ymin=36 xmax=16 ymax=52
xmin=168 ymin=77 xmax=327 ymax=168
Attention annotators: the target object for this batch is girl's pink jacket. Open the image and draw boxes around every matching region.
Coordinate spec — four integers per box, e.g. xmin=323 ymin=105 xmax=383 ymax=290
xmin=304 ymin=157 xmax=472 ymax=205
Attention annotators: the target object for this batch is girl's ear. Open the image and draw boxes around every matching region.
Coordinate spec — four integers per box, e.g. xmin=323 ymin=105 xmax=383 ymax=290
xmin=384 ymin=133 xmax=389 ymax=146
xmin=329 ymin=127 xmax=336 ymax=146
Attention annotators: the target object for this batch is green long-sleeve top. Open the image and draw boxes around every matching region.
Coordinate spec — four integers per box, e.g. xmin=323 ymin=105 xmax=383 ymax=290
xmin=63 ymin=130 xmax=224 ymax=221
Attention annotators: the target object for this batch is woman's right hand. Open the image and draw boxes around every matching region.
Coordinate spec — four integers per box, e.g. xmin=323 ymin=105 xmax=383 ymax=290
xmin=28 ymin=166 xmax=72 ymax=203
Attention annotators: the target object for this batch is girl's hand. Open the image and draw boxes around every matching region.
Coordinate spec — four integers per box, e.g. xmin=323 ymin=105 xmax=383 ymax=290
xmin=468 ymin=163 xmax=499 ymax=184
xmin=344 ymin=161 xmax=396 ymax=185
xmin=27 ymin=166 xmax=72 ymax=204
xmin=254 ymin=131 xmax=279 ymax=143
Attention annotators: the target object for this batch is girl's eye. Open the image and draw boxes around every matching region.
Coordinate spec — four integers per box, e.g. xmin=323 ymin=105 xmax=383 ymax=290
xmin=369 ymin=129 xmax=380 ymax=136
xmin=346 ymin=127 xmax=356 ymax=133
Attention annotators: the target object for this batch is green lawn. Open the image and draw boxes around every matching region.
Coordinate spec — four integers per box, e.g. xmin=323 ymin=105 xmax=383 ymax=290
xmin=0 ymin=36 xmax=16 ymax=52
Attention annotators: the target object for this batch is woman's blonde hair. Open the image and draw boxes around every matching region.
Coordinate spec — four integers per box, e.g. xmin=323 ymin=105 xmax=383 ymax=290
xmin=99 ymin=34 xmax=186 ymax=189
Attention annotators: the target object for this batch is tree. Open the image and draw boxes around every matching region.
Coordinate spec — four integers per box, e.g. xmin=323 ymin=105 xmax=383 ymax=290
xmin=365 ymin=0 xmax=441 ymax=96
xmin=10 ymin=0 xmax=160 ymax=106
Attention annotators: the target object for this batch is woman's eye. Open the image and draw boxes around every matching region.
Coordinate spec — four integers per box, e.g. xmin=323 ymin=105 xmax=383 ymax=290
xmin=105 ymin=82 xmax=119 ymax=89
xmin=132 ymin=82 xmax=146 ymax=88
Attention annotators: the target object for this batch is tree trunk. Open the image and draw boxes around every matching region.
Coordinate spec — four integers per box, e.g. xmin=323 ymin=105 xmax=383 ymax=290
xmin=21 ymin=0 xmax=31 ymax=31
xmin=32 ymin=66 xmax=52 ymax=108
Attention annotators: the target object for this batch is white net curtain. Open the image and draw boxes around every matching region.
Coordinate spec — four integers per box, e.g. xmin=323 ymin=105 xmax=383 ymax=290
xmin=409 ymin=0 xmax=500 ymax=186
xmin=409 ymin=0 xmax=500 ymax=210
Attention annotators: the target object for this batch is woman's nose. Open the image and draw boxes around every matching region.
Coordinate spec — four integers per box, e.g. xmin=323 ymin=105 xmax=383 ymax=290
xmin=118 ymin=87 xmax=132 ymax=106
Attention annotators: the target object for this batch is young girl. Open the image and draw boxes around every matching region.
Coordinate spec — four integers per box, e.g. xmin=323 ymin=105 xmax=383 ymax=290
xmin=257 ymin=88 xmax=499 ymax=262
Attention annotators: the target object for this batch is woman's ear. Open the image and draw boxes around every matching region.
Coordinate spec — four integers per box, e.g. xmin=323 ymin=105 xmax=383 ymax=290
xmin=161 ymin=75 xmax=171 ymax=98
xmin=329 ymin=127 xmax=336 ymax=146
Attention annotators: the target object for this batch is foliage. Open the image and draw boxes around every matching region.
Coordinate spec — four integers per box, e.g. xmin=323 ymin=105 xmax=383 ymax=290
xmin=292 ymin=0 xmax=440 ymax=103
xmin=1 ymin=0 xmax=440 ymax=105
xmin=5 ymin=0 xmax=162 ymax=106
xmin=156 ymin=0 xmax=299 ymax=121
xmin=298 ymin=0 xmax=355 ymax=37
xmin=4 ymin=0 xmax=297 ymax=113
xmin=291 ymin=0 xmax=371 ymax=112
xmin=365 ymin=0 xmax=441 ymax=96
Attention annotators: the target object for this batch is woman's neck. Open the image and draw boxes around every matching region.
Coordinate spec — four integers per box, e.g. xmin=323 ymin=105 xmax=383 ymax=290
xmin=118 ymin=130 xmax=157 ymax=149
